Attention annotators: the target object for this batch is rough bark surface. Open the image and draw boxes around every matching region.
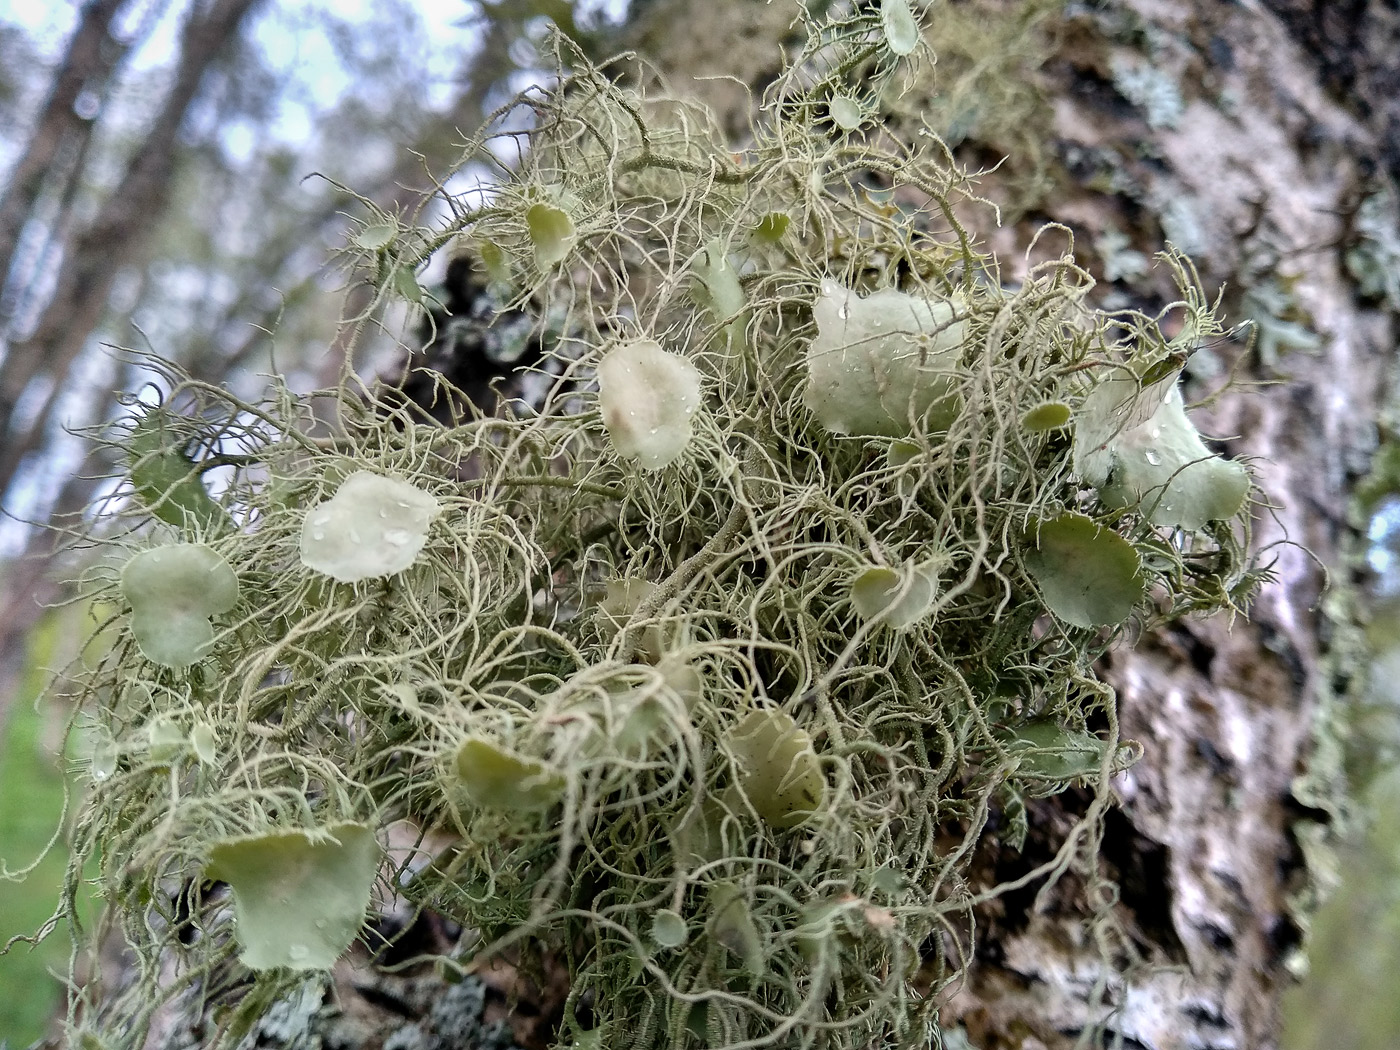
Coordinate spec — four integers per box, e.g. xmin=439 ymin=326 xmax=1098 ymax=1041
xmin=935 ymin=3 xmax=1393 ymax=1046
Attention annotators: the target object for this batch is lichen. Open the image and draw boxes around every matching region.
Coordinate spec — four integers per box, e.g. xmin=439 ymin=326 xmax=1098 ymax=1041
xmin=595 ymin=339 xmax=703 ymax=469
xmin=299 ymin=472 xmax=440 ymax=582
xmin=1073 ymin=363 xmax=1251 ymax=530
xmin=1109 ymin=53 xmax=1183 ymax=130
xmin=1345 ymin=191 xmax=1400 ymax=309
xmin=42 ymin=13 xmax=1266 ymax=1050
xmin=803 ymin=280 xmax=966 ymax=437
xmin=206 ymin=823 xmax=381 ymax=971
xmin=119 ymin=543 xmax=239 ymax=667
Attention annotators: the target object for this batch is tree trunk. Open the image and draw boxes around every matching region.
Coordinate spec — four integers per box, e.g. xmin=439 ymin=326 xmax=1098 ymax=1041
xmin=44 ymin=2 xmax=1398 ymax=1048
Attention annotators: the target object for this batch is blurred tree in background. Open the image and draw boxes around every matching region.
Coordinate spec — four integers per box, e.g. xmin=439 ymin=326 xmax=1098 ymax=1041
xmin=0 ymin=0 xmax=616 ymax=724
xmin=2 ymin=1 xmax=1400 ymax=1048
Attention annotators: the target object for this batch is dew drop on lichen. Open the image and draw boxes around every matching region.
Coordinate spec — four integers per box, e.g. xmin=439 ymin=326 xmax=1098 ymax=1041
xmin=299 ymin=472 xmax=439 ymax=582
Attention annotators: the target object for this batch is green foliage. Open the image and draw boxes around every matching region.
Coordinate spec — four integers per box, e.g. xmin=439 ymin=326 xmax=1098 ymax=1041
xmin=0 ymin=608 xmax=102 ymax=1048
xmin=0 ymin=693 xmax=70 ymax=1046
xmin=44 ymin=8 xmax=1264 ymax=1049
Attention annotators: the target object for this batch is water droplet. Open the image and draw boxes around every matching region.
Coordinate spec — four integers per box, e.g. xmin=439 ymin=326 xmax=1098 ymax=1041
xmin=649 ymin=427 xmax=659 ymax=435
xmin=1149 ymin=427 xmax=1161 ymax=439
xmin=383 ymin=529 xmax=410 ymax=547
xmin=312 ymin=530 xmax=325 ymax=541
xmin=378 ymin=508 xmax=388 ymax=518
xmin=837 ymin=306 xmax=849 ymax=320
xmin=1162 ymin=389 xmax=1175 ymax=405
xmin=397 ymin=500 xmax=412 ymax=509
xmin=1145 ymin=450 xmax=1161 ymax=465
xmin=90 ymin=744 xmax=117 ymax=781
xmin=288 ymin=944 xmax=309 ymax=961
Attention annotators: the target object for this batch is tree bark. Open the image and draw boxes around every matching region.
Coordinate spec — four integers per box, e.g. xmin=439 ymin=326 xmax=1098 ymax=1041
xmin=933 ymin=3 xmax=1392 ymax=1044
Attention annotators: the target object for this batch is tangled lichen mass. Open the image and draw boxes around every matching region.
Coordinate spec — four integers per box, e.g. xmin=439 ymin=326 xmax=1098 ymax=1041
xmin=50 ymin=9 xmax=1265 ymax=1049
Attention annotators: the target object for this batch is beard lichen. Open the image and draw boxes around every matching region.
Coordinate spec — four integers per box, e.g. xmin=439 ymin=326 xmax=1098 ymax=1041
xmin=41 ymin=8 xmax=1267 ymax=1050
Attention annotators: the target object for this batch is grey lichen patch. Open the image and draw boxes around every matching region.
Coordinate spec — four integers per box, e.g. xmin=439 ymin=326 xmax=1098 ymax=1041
xmin=1241 ymin=276 xmax=1323 ymax=367
xmin=1109 ymin=53 xmax=1184 ymax=130
xmin=369 ymin=976 xmax=517 ymax=1050
xmin=234 ymin=980 xmax=326 ymax=1050
xmin=426 ymin=979 xmax=516 ymax=1050
xmin=1095 ymin=226 xmax=1151 ymax=284
xmin=1346 ymin=191 xmax=1400 ymax=309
